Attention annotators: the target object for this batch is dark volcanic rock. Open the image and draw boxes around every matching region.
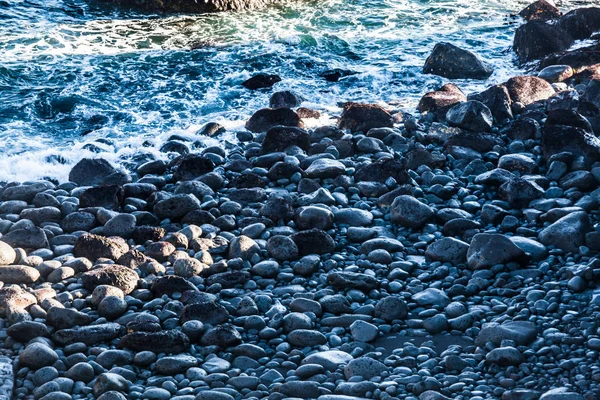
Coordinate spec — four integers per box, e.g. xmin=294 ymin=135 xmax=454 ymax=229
xmin=53 ymin=323 xmax=124 ymax=346
xmin=242 ymin=73 xmax=281 ymax=90
xmin=119 ymin=330 xmax=190 ymax=353
xmin=81 ymin=265 xmax=139 ymax=294
xmin=538 ymin=211 xmax=592 ymax=253
xmin=270 ymin=91 xmax=303 ymax=108
xmin=469 ymin=84 xmax=513 ymax=123
xmin=327 ymin=271 xmax=379 ymax=292
xmin=513 ymin=20 xmax=574 ymax=61
xmin=519 ymin=0 xmax=561 ymax=22
xmin=151 ymin=275 xmax=198 ymax=297
xmin=338 ymin=103 xmax=393 ymax=133
xmin=418 ymin=84 xmax=467 ymax=119
xmin=423 ymin=42 xmax=493 ymax=79
xmin=467 ymin=233 xmax=527 ymax=269
xmin=558 ymin=7 xmax=600 ymax=40
xmin=322 ymin=69 xmax=357 ymax=82
xmin=246 ymin=108 xmax=303 ymax=133
xmin=539 ymin=43 xmax=600 ymax=70
xmin=291 ymin=229 xmax=335 ymax=255
xmin=69 ymin=158 xmax=118 ymax=186
xmin=180 ymin=302 xmax=230 ymax=325
xmin=79 ymin=185 xmax=123 ymax=210
xmin=74 ymin=234 xmax=128 ymax=261
xmin=541 ymin=124 xmax=600 ymax=165
xmin=198 ymin=122 xmax=225 ymax=137
xmin=446 ymin=101 xmax=493 ymax=132
xmin=172 ymin=154 xmax=215 ymax=181
xmin=262 ymin=126 xmax=310 ymax=153
xmin=153 ymin=194 xmax=202 ymax=221
xmin=498 ymin=178 xmax=545 ymax=208
xmin=354 ymin=158 xmax=409 ymax=184
xmin=1 ymin=226 xmax=49 ymax=249
xmin=200 ymin=325 xmax=242 ymax=347
xmin=505 ymin=76 xmax=555 ymax=106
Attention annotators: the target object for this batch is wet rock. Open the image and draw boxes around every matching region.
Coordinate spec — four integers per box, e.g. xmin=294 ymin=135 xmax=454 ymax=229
xmin=295 ymin=206 xmax=334 ymax=230
xmin=154 ymin=194 xmax=202 ymax=220
xmin=469 ymin=84 xmax=513 ymax=123
xmin=287 ymin=329 xmax=327 ymax=347
xmin=390 ymin=195 xmax=434 ymax=228
xmin=270 ymin=91 xmax=303 ymax=108
xmin=446 ymin=100 xmax=493 ymax=132
xmin=200 ymin=325 xmax=242 ymax=347
xmin=278 ymin=381 xmax=320 ymax=398
xmin=327 ymin=271 xmax=378 ymax=292
xmin=540 ymin=388 xmax=584 ymax=400
xmin=151 ymin=275 xmax=197 ymax=297
xmin=93 ymin=373 xmax=128 ymax=398
xmin=374 ymin=296 xmax=408 ymax=321
xmin=541 ymin=124 xmax=600 ymax=165
xmin=266 ymin=235 xmax=299 ymax=261
xmin=538 ymin=211 xmax=592 ymax=252
xmin=79 ymin=185 xmax=123 ymax=210
xmin=538 ymin=64 xmax=574 ymax=83
xmin=292 ymin=229 xmax=335 ymax=255
xmin=476 ymin=321 xmax=537 ymax=347
xmin=69 ymin=158 xmax=118 ymax=186
xmin=513 ymin=20 xmax=574 ymax=61
xmin=558 ymin=7 xmax=600 ymax=40
xmin=423 ymin=42 xmax=493 ymax=79
xmin=198 ymin=122 xmax=225 ymax=137
xmin=155 ymin=355 xmax=198 ymax=375
xmin=262 ymin=126 xmax=310 ymax=152
xmin=519 ymin=0 xmax=561 ymax=22
xmin=467 ymin=233 xmax=527 ymax=269
xmin=73 ymin=234 xmax=128 ymax=261
xmin=486 ymin=346 xmax=524 ymax=366
xmin=305 ymin=158 xmax=346 ymax=179
xmin=172 ymin=154 xmax=215 ymax=181
xmin=338 ymin=103 xmax=393 ymax=133
xmin=499 ymin=178 xmax=545 ymax=208
xmin=81 ymin=265 xmax=139 ymax=294
xmin=505 ymin=75 xmax=555 ymax=105
xmin=425 ymin=237 xmax=469 ymax=265
xmin=181 ymin=301 xmax=229 ymax=325
xmin=242 ymin=73 xmax=281 ymax=90
xmin=246 ymin=108 xmax=303 ymax=132
xmin=419 ymin=83 xmax=467 ymax=119
xmin=354 ymin=158 xmax=409 ymax=184
xmin=119 ymin=330 xmax=190 ymax=353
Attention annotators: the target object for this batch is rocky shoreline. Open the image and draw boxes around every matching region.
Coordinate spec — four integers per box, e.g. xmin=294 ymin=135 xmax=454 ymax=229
xmin=2 ymin=1 xmax=600 ymax=399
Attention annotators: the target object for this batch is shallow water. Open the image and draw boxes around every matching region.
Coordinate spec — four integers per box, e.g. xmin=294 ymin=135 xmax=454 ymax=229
xmin=0 ymin=0 xmax=588 ymax=181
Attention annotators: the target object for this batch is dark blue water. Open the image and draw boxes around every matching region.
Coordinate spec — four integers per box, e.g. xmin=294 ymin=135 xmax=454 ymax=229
xmin=0 ymin=0 xmax=585 ymax=181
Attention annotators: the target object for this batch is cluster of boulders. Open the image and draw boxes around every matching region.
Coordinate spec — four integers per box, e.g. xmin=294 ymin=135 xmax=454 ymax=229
xmin=1 ymin=1 xmax=600 ymax=400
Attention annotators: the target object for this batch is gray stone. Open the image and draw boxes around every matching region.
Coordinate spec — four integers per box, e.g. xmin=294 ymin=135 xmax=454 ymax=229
xmin=390 ymin=195 xmax=434 ymax=228
xmin=19 ymin=343 xmax=58 ymax=369
xmin=538 ymin=211 xmax=592 ymax=253
xmin=0 ymin=265 xmax=40 ymax=284
xmin=425 ymin=237 xmax=468 ymax=265
xmin=349 ymin=320 xmax=379 ymax=342
xmin=476 ymin=321 xmax=537 ymax=347
xmin=301 ymin=350 xmax=354 ymax=371
xmin=103 ymin=214 xmax=137 ymax=238
xmin=485 ymin=346 xmax=524 ymax=366
xmin=467 ymin=233 xmax=527 ymax=269
xmin=344 ymin=357 xmax=387 ymax=379
xmin=155 ymin=355 xmax=198 ymax=375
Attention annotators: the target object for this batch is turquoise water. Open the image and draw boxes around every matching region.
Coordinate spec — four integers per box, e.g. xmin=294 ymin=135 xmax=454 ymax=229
xmin=0 ymin=0 xmax=586 ymax=181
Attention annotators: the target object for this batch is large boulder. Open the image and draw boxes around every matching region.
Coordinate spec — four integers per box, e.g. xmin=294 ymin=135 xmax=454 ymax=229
xmin=418 ymin=83 xmax=467 ymax=119
xmin=172 ymin=154 xmax=215 ymax=181
xmin=338 ymin=103 xmax=393 ymax=133
xmin=246 ymin=108 xmax=303 ymax=132
xmin=468 ymin=84 xmax=513 ymax=123
xmin=81 ymin=265 xmax=139 ymax=294
xmin=539 ymin=43 xmax=600 ymax=71
xmin=423 ymin=42 xmax=493 ymax=79
xmin=262 ymin=126 xmax=310 ymax=153
xmin=505 ymin=76 xmax=555 ymax=106
xmin=74 ymin=234 xmax=128 ymax=261
xmin=354 ymin=158 xmax=409 ymax=184
xmin=476 ymin=321 xmax=537 ymax=347
xmin=558 ymin=7 xmax=600 ymax=40
xmin=467 ymin=233 xmax=527 ymax=269
xmin=513 ymin=20 xmax=574 ymax=61
xmin=538 ymin=211 xmax=592 ymax=253
xmin=518 ymin=0 xmax=561 ymax=22
xmin=446 ymin=101 xmax=493 ymax=132
xmin=242 ymin=73 xmax=281 ymax=90
xmin=390 ymin=195 xmax=434 ymax=228
xmin=68 ymin=158 xmax=118 ymax=186
xmin=541 ymin=124 xmax=600 ymax=165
